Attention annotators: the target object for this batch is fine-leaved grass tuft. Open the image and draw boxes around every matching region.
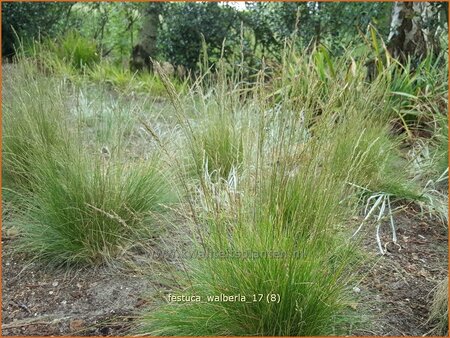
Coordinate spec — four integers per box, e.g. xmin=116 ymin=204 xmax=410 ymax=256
xmin=4 ymin=53 xmax=175 ymax=266
xmin=139 ymin=48 xmax=414 ymax=335
xmin=2 ymin=57 xmax=68 ymax=191
xmin=19 ymin=145 xmax=172 ymax=266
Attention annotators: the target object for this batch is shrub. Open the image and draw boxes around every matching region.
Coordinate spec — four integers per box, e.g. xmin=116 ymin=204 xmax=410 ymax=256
xmin=2 ymin=2 xmax=72 ymax=58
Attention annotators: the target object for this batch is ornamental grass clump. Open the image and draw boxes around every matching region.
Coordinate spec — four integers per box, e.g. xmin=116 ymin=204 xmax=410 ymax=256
xmin=2 ymin=57 xmax=68 ymax=191
xmin=4 ymin=55 xmax=174 ymax=266
xmin=140 ymin=52 xmax=402 ymax=335
xmin=19 ymin=145 xmax=172 ymax=266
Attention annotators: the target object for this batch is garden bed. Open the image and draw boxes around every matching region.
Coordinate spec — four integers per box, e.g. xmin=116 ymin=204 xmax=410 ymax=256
xmin=3 ymin=207 xmax=447 ymax=336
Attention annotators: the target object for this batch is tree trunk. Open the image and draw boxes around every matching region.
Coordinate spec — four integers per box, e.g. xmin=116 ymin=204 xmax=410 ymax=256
xmin=387 ymin=2 xmax=440 ymax=64
xmin=130 ymin=2 xmax=162 ymax=72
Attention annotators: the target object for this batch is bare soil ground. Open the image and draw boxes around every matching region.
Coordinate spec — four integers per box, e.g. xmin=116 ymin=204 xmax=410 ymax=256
xmin=354 ymin=207 xmax=448 ymax=335
xmin=2 ymin=237 xmax=155 ymax=336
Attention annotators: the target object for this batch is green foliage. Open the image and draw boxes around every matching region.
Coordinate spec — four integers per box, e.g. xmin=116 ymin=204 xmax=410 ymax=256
xmin=139 ymin=72 xmax=179 ymax=97
xmin=67 ymin=3 xmax=144 ymax=62
xmin=20 ymin=31 xmax=186 ymax=97
xmin=139 ymin=47 xmax=426 ymax=336
xmin=35 ymin=31 xmax=100 ymax=72
xmin=5 ymin=2 xmax=445 ymax=77
xmin=244 ymin=2 xmax=392 ymax=55
xmin=190 ymin=104 xmax=243 ymax=180
xmin=142 ymin=235 xmax=355 ymax=335
xmin=365 ymin=37 xmax=449 ymax=137
xmin=2 ymin=2 xmax=73 ymax=57
xmin=89 ymin=61 xmax=187 ymax=96
xmin=137 ymin=42 xmax=449 ymax=333
xmin=2 ymin=59 xmax=67 ymax=191
xmin=20 ymin=147 xmax=171 ymax=266
xmin=89 ymin=61 xmax=135 ymax=90
xmin=3 ymin=55 xmax=174 ymax=267
xmin=141 ymin=114 xmax=358 ymax=335
xmin=434 ymin=115 xmax=449 ymax=175
xmin=158 ymin=2 xmax=239 ymax=70
xmin=58 ymin=31 xmax=100 ymax=69
xmin=2 ymin=3 xmax=448 ymax=332
xmin=105 ymin=3 xmax=143 ymax=59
